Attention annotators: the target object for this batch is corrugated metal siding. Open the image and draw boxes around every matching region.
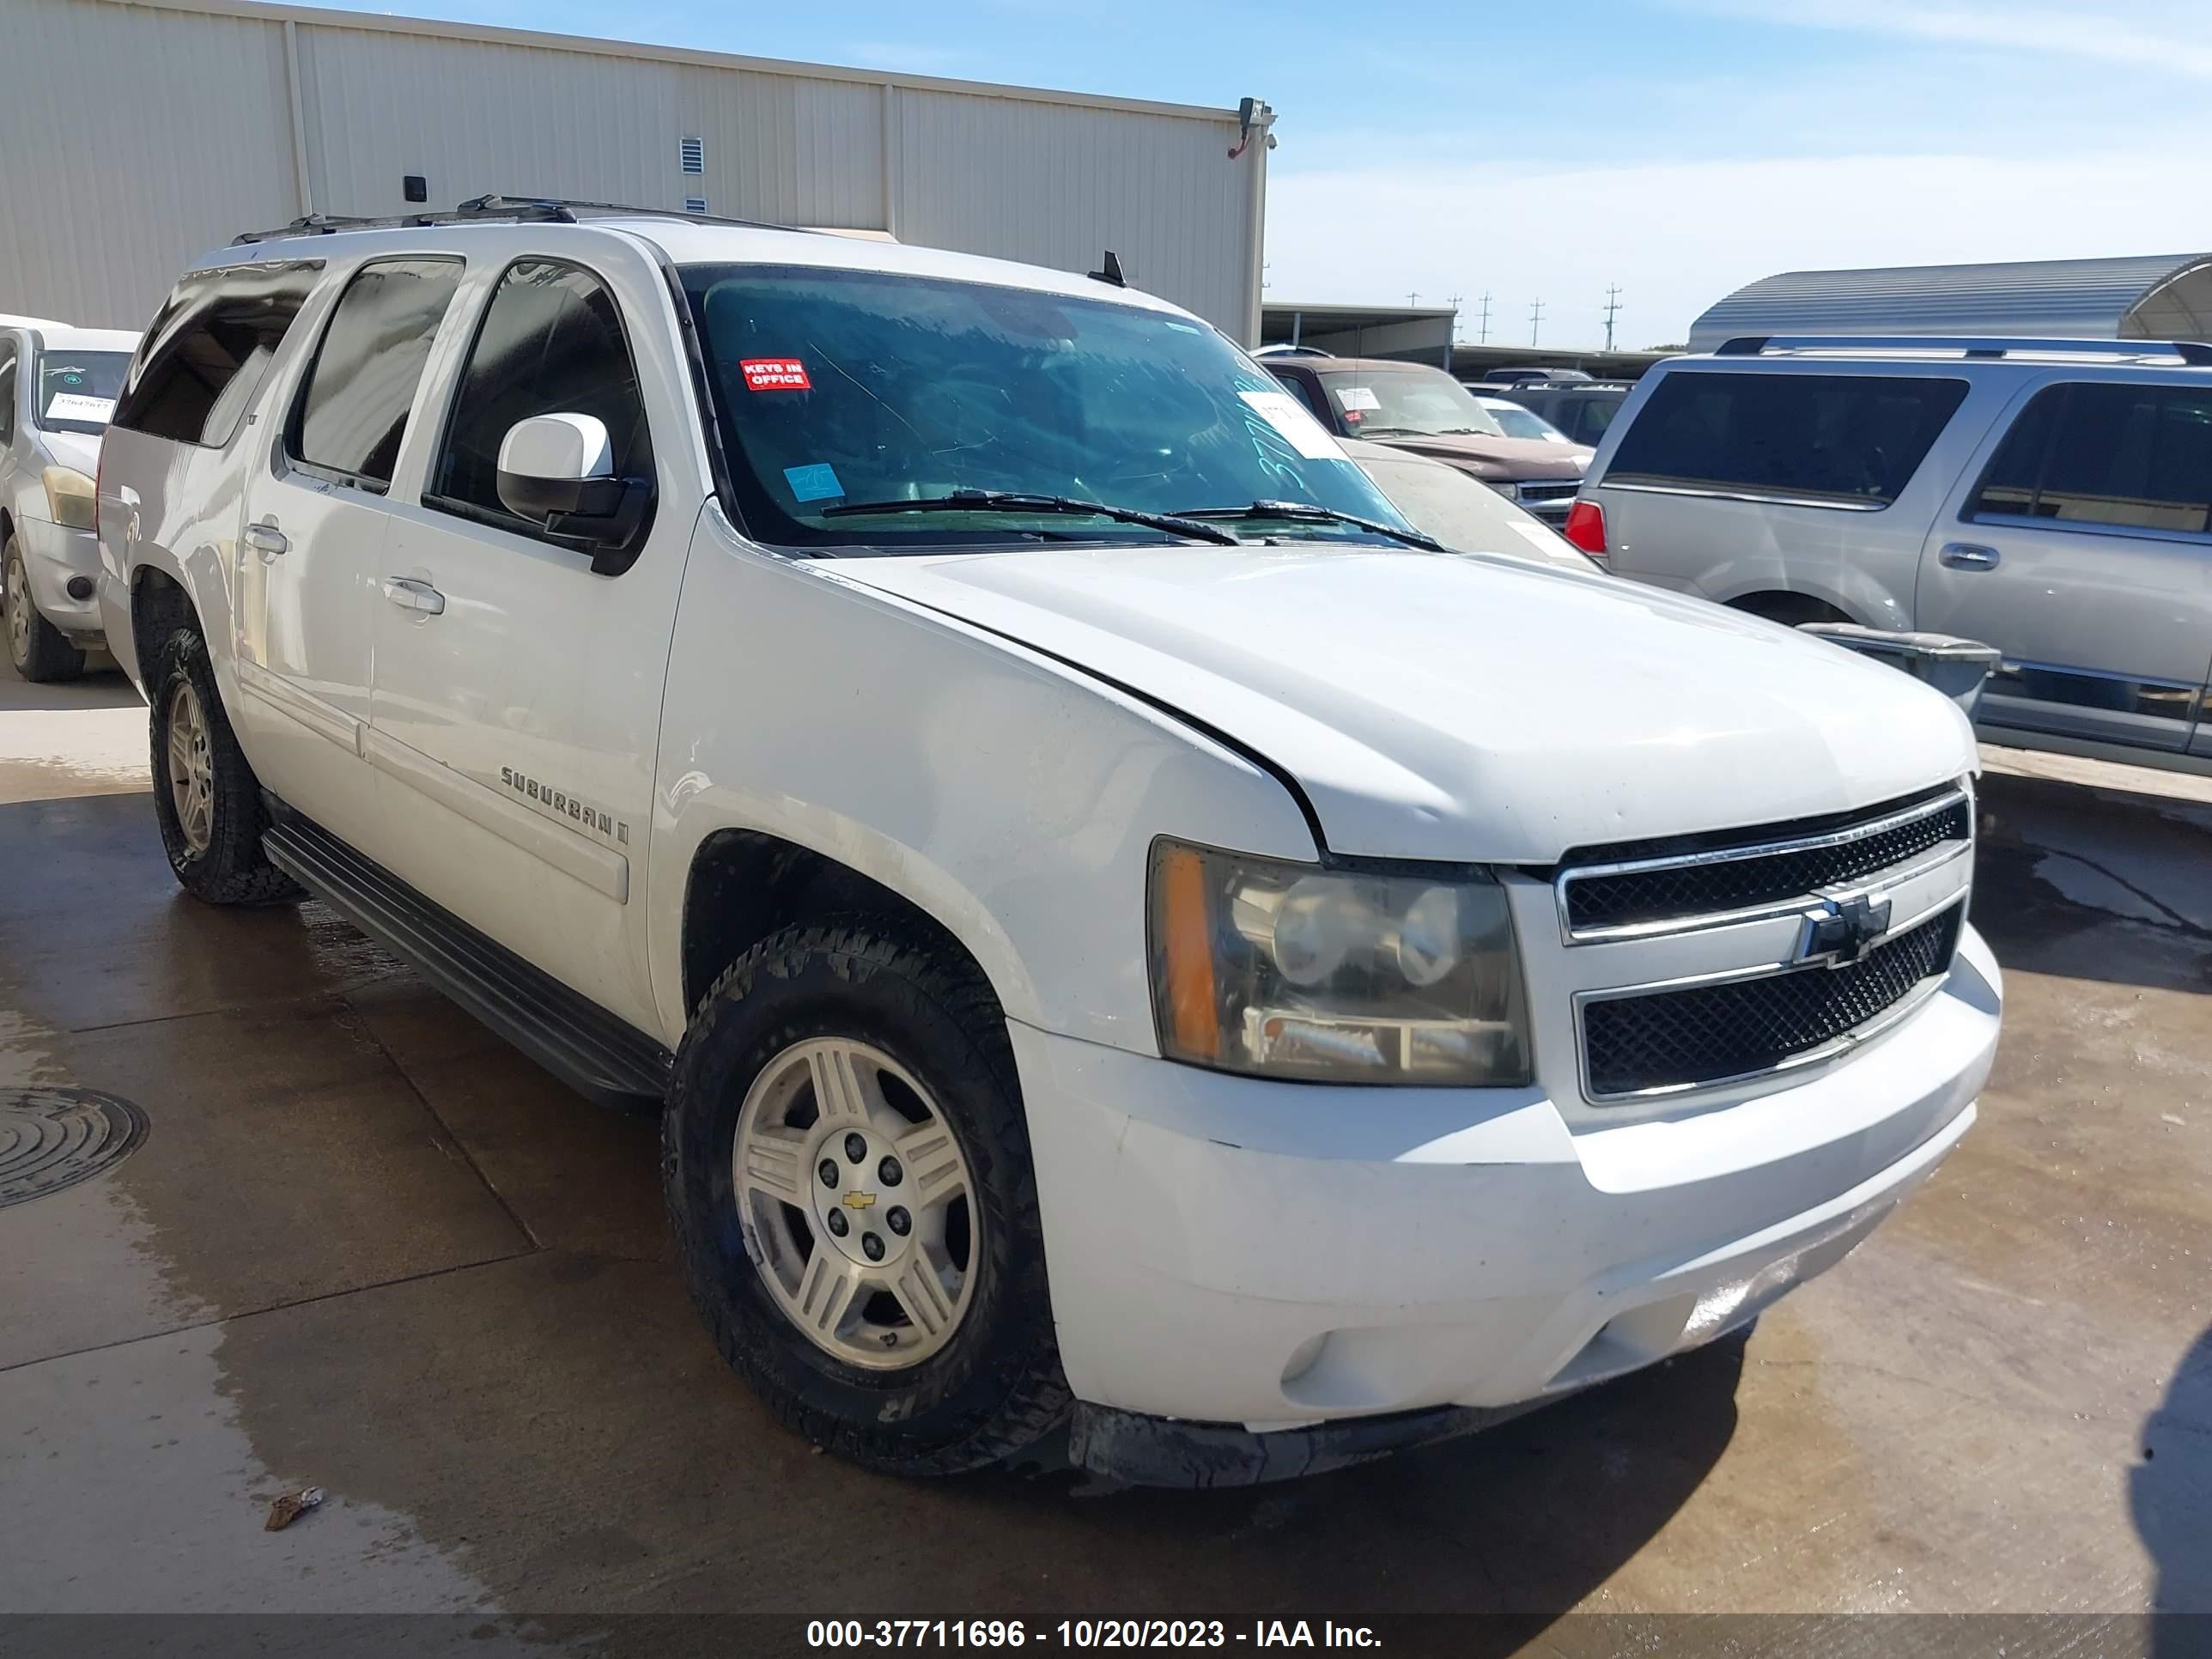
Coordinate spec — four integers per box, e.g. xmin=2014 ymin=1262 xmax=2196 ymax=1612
xmin=298 ymin=27 xmax=676 ymax=216
xmin=0 ymin=0 xmax=1260 ymax=337
xmin=0 ymin=0 xmax=300 ymax=327
xmin=1688 ymin=254 xmax=2212 ymax=349
xmin=894 ymin=90 xmax=1252 ymax=339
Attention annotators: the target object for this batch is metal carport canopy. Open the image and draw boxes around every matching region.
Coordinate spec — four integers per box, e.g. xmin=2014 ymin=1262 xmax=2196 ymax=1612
xmin=1688 ymin=253 xmax=2212 ymax=350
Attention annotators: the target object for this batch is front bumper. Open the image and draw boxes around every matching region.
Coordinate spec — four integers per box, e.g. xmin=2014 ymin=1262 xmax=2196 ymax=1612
xmin=15 ymin=516 xmax=105 ymax=641
xmin=1014 ymin=926 xmax=1999 ymax=1462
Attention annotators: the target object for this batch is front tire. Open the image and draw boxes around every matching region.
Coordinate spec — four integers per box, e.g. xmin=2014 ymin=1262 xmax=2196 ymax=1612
xmin=148 ymin=627 xmax=301 ymax=905
xmin=4 ymin=536 xmax=86 ymax=683
xmin=664 ymin=920 xmax=1069 ymax=1474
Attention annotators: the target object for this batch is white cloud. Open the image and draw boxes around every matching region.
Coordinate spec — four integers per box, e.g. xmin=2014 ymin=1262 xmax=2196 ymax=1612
xmin=1703 ymin=0 xmax=2212 ymax=80
xmin=1266 ymin=145 xmax=2212 ymax=348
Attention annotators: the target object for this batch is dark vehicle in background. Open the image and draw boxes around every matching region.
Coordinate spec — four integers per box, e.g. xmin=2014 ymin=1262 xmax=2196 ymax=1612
xmin=1264 ymin=355 xmax=1589 ymax=526
xmin=1484 ymin=380 xmax=1634 ymax=448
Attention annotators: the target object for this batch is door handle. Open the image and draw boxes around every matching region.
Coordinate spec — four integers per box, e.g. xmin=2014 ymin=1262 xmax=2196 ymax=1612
xmin=244 ymin=520 xmax=289 ymax=557
xmin=382 ymin=577 xmax=446 ymax=617
xmin=1939 ymin=542 xmax=2000 ymax=571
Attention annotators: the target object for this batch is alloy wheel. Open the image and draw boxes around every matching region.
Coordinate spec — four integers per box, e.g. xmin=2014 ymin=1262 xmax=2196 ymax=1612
xmin=165 ymin=679 xmax=215 ymax=855
xmin=732 ymin=1036 xmax=978 ymax=1370
xmin=4 ymin=554 xmax=27 ymax=668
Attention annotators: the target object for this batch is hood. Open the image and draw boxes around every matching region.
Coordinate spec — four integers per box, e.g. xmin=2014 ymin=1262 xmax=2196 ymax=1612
xmin=36 ymin=429 xmax=102 ymax=475
xmin=829 ymin=546 xmax=1977 ymax=865
xmin=1373 ymin=432 xmax=1589 ymax=480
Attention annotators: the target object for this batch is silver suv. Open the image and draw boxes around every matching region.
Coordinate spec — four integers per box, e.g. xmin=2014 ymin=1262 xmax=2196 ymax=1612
xmin=1572 ymin=336 xmax=2212 ymax=772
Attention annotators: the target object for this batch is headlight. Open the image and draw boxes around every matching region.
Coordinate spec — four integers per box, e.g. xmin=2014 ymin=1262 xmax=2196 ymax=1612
xmin=1148 ymin=839 xmax=1531 ymax=1085
xmin=42 ymin=465 xmax=97 ymax=531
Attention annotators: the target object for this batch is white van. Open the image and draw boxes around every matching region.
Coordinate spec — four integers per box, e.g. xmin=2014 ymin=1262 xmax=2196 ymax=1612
xmin=96 ymin=204 xmax=1999 ymax=1485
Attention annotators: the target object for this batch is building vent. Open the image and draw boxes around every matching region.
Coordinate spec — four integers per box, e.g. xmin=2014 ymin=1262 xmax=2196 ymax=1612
xmin=684 ymin=197 xmax=708 ymax=215
xmin=680 ymin=137 xmax=705 ymax=174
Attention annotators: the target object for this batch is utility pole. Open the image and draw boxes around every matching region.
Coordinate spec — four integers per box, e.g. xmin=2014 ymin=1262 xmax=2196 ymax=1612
xmin=1446 ymin=293 xmax=1464 ymax=376
xmin=1406 ymin=290 xmax=1420 ymax=307
xmin=1476 ymin=292 xmax=1492 ymax=343
xmin=1602 ymin=284 xmax=1622 ymax=351
xmin=1529 ymin=299 xmax=1545 ymax=346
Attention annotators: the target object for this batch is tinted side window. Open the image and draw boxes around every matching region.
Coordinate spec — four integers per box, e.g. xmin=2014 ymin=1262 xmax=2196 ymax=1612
xmin=289 ymin=258 xmax=460 ymax=488
xmin=112 ymin=265 xmax=318 ymax=447
xmin=430 ymin=260 xmax=653 ymax=533
xmin=0 ymin=349 xmax=15 ymax=446
xmin=1972 ymin=382 xmax=2212 ymax=535
xmin=1606 ymin=371 xmax=1969 ymax=506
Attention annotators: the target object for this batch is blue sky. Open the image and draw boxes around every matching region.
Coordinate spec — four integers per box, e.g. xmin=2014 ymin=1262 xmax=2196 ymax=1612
xmin=294 ymin=0 xmax=2212 ymax=346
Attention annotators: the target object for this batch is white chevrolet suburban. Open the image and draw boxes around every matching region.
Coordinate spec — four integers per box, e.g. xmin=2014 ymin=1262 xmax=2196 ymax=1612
xmin=95 ymin=202 xmax=2001 ymax=1486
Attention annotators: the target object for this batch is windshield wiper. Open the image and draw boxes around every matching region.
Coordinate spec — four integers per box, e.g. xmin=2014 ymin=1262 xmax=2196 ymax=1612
xmin=1170 ymin=500 xmax=1444 ymax=552
xmin=822 ymin=489 xmax=1240 ymax=546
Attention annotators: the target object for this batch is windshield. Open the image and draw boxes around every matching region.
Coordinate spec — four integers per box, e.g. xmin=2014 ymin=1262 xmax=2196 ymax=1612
xmin=1353 ymin=453 xmax=1597 ymax=573
xmin=1316 ymin=369 xmax=1504 ymax=439
xmin=1481 ymin=400 xmax=1569 ymax=442
xmin=682 ymin=264 xmax=1413 ymax=551
xmin=34 ymin=349 xmax=131 ymax=435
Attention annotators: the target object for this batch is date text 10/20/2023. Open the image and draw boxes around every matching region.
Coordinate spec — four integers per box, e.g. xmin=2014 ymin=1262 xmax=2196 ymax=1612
xmin=806 ymin=1621 xmax=1382 ymax=1649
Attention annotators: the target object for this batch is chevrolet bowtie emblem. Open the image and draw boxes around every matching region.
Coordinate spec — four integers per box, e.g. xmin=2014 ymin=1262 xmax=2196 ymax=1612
xmin=1800 ymin=892 xmax=1893 ymax=968
xmin=842 ymin=1191 xmax=878 ymax=1210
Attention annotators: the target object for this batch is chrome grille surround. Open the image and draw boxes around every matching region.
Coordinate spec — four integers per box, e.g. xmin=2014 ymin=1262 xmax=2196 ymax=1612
xmin=1577 ymin=895 xmax=1965 ymax=1101
xmin=1556 ymin=786 xmax=1972 ymax=945
xmin=1540 ymin=781 xmax=1977 ymax=1106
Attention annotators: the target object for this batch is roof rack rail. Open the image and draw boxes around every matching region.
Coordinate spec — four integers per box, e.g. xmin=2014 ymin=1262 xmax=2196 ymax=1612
xmin=231 ymin=194 xmax=811 ymax=246
xmin=1714 ymin=334 xmax=2212 ymax=367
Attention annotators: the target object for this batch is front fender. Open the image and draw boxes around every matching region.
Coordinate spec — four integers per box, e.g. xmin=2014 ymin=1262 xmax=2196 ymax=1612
xmin=647 ymin=525 xmax=1318 ymax=1054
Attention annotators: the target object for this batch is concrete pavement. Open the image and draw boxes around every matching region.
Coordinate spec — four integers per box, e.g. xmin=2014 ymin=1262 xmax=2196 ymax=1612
xmin=1 ymin=660 xmax=2205 ymax=1648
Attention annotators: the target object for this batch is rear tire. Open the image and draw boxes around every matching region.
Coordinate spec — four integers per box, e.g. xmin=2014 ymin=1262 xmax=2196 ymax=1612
xmin=4 ymin=536 xmax=86 ymax=684
xmin=148 ymin=626 xmax=302 ymax=906
xmin=664 ymin=918 xmax=1069 ymax=1475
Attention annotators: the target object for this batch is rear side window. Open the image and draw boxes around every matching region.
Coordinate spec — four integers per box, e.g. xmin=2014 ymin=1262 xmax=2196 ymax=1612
xmin=0 ymin=348 xmax=15 ymax=446
xmin=288 ymin=258 xmax=460 ymax=489
xmin=1968 ymin=381 xmax=2212 ymax=535
xmin=112 ymin=264 xmax=318 ymax=448
xmin=1606 ymin=371 xmax=1968 ymax=507
xmin=428 ymin=259 xmax=653 ymax=537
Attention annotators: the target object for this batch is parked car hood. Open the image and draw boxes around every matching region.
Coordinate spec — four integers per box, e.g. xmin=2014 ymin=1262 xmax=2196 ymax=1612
xmin=827 ymin=545 xmax=1976 ymax=864
xmin=39 ymin=430 xmax=101 ymax=474
xmin=1372 ymin=432 xmax=1589 ymax=480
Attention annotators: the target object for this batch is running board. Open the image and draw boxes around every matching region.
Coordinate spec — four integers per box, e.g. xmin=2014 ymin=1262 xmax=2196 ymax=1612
xmin=262 ymin=815 xmax=672 ymax=1111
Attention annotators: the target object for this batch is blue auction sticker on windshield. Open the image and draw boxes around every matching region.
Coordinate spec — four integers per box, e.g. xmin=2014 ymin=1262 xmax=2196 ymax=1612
xmin=783 ymin=463 xmax=844 ymax=503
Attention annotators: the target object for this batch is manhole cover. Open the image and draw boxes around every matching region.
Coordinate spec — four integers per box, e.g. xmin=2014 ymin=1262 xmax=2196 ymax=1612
xmin=0 ymin=1087 xmax=149 ymax=1210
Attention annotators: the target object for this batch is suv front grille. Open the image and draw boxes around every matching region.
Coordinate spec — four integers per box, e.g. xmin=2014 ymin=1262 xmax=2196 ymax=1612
xmin=1581 ymin=902 xmax=1962 ymax=1099
xmin=1561 ymin=789 xmax=1970 ymax=937
xmin=1516 ymin=481 xmax=1581 ymax=503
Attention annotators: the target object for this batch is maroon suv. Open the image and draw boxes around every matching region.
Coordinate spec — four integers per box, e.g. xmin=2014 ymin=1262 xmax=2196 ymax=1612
xmin=1262 ymin=354 xmax=1590 ymax=526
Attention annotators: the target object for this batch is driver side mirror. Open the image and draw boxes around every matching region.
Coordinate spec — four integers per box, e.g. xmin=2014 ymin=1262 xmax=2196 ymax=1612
xmin=495 ymin=412 xmax=650 ymax=573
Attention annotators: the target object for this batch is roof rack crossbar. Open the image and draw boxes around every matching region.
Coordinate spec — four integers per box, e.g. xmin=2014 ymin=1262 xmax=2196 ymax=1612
xmin=1715 ymin=334 xmax=2212 ymax=366
xmin=231 ymin=194 xmax=814 ymax=246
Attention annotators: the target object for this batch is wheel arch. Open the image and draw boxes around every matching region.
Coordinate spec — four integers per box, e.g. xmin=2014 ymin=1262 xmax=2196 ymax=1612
xmin=1723 ymin=588 xmax=1857 ymax=626
xmin=130 ymin=563 xmax=198 ymax=686
xmin=675 ymin=825 xmax=1031 ymax=1032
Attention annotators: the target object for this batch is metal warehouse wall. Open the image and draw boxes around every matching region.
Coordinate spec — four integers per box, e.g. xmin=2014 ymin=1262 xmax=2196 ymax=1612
xmin=0 ymin=0 xmax=1267 ymax=339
